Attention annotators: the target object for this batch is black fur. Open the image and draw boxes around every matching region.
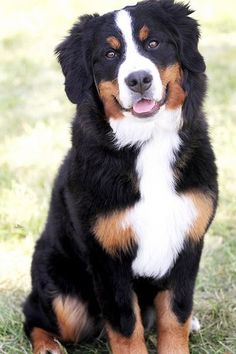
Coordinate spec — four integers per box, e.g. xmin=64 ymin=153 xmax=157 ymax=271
xmin=23 ymin=0 xmax=218 ymax=349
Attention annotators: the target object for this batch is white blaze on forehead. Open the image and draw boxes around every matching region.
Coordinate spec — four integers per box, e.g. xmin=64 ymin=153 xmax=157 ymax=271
xmin=115 ymin=10 xmax=137 ymax=60
xmin=115 ymin=10 xmax=163 ymax=109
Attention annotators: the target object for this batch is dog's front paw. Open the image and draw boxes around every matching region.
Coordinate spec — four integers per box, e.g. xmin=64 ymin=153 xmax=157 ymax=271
xmin=190 ymin=316 xmax=201 ymax=333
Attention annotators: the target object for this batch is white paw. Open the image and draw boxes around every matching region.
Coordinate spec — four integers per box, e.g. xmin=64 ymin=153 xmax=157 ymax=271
xmin=191 ymin=316 xmax=201 ymax=333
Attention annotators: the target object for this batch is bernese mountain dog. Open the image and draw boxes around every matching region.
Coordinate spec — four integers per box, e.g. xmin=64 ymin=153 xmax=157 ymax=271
xmin=23 ymin=1 xmax=218 ymax=353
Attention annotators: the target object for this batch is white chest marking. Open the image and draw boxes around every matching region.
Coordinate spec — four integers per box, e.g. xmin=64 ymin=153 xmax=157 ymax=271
xmin=125 ymin=129 xmax=197 ymax=279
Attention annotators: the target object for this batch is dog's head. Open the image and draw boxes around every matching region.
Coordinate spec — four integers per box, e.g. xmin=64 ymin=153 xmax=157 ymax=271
xmin=56 ymin=0 xmax=206 ymax=146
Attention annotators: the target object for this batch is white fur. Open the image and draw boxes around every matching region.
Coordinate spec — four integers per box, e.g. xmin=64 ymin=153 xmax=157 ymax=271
xmin=111 ymin=10 xmax=194 ymax=280
xmin=120 ymin=121 xmax=197 ymax=279
xmin=115 ymin=10 xmax=163 ymax=109
xmin=109 ymin=111 xmax=156 ymax=149
xmin=110 ymin=105 xmax=183 ymax=149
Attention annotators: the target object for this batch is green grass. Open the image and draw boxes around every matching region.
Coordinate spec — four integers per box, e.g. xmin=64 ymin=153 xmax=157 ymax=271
xmin=0 ymin=0 xmax=236 ymax=353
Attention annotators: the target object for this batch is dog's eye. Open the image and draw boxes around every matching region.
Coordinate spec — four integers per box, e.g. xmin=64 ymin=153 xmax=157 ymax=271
xmin=105 ymin=50 xmax=116 ymax=59
xmin=147 ymin=40 xmax=159 ymax=49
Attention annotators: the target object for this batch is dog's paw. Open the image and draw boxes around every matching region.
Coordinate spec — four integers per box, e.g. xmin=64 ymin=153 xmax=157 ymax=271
xmin=35 ymin=348 xmax=63 ymax=354
xmin=190 ymin=316 xmax=201 ymax=333
xmin=33 ymin=338 xmax=65 ymax=354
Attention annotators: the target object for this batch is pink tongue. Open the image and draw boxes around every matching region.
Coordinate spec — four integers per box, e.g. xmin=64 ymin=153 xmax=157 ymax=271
xmin=133 ymin=99 xmax=156 ymax=114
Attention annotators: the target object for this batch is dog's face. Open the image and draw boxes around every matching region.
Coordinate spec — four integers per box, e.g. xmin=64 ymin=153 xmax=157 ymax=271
xmin=93 ymin=8 xmax=184 ymax=120
xmin=56 ymin=0 xmax=205 ymax=145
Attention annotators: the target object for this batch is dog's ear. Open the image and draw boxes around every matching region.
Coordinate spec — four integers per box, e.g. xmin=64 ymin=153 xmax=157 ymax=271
xmin=178 ymin=18 xmax=206 ymax=74
xmin=161 ymin=1 xmax=206 ymax=73
xmin=177 ymin=7 xmax=205 ymax=73
xmin=55 ymin=14 xmax=98 ymax=104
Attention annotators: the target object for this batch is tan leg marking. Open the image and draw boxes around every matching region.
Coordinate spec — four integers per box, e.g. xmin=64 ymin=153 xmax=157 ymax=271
xmin=106 ymin=295 xmax=148 ymax=354
xmin=186 ymin=190 xmax=214 ymax=241
xmin=107 ymin=36 xmax=121 ymax=50
xmin=53 ymin=295 xmax=91 ymax=343
xmin=31 ymin=327 xmax=63 ymax=354
xmin=92 ymin=210 xmax=135 ymax=255
xmin=160 ymin=64 xmax=186 ymax=110
xmin=139 ymin=25 xmax=150 ymax=42
xmin=98 ymin=80 xmax=123 ymax=119
xmin=155 ymin=291 xmax=191 ymax=354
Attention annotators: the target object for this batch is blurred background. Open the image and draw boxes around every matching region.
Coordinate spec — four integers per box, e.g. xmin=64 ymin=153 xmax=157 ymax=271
xmin=0 ymin=0 xmax=235 ymax=353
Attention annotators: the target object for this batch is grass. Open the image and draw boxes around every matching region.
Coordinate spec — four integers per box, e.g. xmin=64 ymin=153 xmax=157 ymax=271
xmin=0 ymin=0 xmax=236 ymax=353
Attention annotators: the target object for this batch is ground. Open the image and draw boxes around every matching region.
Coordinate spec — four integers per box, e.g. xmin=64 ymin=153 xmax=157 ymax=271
xmin=0 ymin=0 xmax=235 ymax=353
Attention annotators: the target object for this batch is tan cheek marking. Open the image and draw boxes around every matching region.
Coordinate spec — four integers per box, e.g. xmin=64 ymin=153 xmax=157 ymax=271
xmin=160 ymin=64 xmax=181 ymax=86
xmin=166 ymin=81 xmax=186 ymax=110
xmin=98 ymin=80 xmax=124 ymax=119
xmin=155 ymin=291 xmax=191 ymax=354
xmin=106 ymin=295 xmax=148 ymax=354
xmin=160 ymin=64 xmax=186 ymax=110
xmin=92 ymin=210 xmax=135 ymax=255
xmin=107 ymin=36 xmax=121 ymax=50
xmin=186 ymin=191 xmax=214 ymax=241
xmin=139 ymin=25 xmax=149 ymax=42
xmin=31 ymin=327 xmax=63 ymax=354
xmin=53 ymin=295 xmax=91 ymax=343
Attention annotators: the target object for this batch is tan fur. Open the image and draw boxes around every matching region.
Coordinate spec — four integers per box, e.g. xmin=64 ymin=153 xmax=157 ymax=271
xmin=155 ymin=291 xmax=191 ymax=354
xmin=107 ymin=36 xmax=121 ymax=50
xmin=53 ymin=295 xmax=91 ymax=343
xmin=160 ymin=64 xmax=181 ymax=86
xmin=186 ymin=191 xmax=214 ymax=241
xmin=166 ymin=81 xmax=186 ymax=110
xmin=106 ymin=295 xmax=148 ymax=354
xmin=93 ymin=210 xmax=135 ymax=255
xmin=139 ymin=25 xmax=150 ymax=41
xmin=160 ymin=64 xmax=186 ymax=110
xmin=98 ymin=80 xmax=123 ymax=119
xmin=31 ymin=327 xmax=63 ymax=354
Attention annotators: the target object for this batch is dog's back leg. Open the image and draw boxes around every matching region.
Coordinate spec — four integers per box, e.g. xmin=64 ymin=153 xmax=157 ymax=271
xmin=24 ymin=292 xmax=99 ymax=353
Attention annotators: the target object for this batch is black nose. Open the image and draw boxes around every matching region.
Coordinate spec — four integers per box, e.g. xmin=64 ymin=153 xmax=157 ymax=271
xmin=125 ymin=71 xmax=153 ymax=93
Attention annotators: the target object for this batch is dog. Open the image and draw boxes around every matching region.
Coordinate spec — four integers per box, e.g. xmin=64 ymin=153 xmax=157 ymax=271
xmin=23 ymin=1 xmax=218 ymax=353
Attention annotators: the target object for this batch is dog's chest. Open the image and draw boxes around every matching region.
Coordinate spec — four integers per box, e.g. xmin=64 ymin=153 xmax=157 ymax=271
xmin=126 ymin=131 xmax=196 ymax=279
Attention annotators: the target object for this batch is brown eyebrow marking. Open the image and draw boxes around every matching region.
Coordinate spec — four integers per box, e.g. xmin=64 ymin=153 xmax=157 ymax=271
xmin=106 ymin=36 xmax=121 ymax=50
xmin=139 ymin=25 xmax=150 ymax=41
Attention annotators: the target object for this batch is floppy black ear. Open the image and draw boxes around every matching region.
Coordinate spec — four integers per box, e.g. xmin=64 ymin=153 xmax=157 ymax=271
xmin=55 ymin=14 xmax=98 ymax=104
xmin=179 ymin=12 xmax=205 ymax=73
xmin=161 ymin=1 xmax=206 ymax=73
xmin=179 ymin=22 xmax=206 ymax=74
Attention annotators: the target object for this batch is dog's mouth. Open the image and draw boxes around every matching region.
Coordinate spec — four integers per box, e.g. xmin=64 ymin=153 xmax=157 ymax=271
xmin=131 ymin=99 xmax=161 ymax=118
xmin=131 ymin=86 xmax=167 ymax=118
xmin=114 ymin=87 xmax=167 ymax=119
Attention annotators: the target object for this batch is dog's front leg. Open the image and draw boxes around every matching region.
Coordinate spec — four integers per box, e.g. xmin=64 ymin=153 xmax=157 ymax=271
xmin=106 ymin=293 xmax=148 ymax=354
xmin=91 ymin=253 xmax=148 ymax=354
xmin=154 ymin=290 xmax=191 ymax=354
xmin=154 ymin=239 xmax=204 ymax=354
